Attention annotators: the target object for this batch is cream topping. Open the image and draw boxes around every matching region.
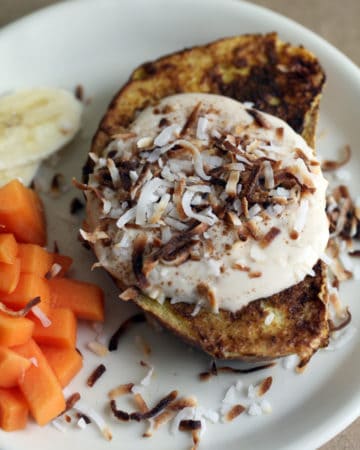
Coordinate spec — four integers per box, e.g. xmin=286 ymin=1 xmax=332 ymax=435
xmin=86 ymin=93 xmax=329 ymax=313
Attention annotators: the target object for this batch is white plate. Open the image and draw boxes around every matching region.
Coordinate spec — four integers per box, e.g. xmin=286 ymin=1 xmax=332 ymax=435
xmin=1 ymin=1 xmax=360 ymax=449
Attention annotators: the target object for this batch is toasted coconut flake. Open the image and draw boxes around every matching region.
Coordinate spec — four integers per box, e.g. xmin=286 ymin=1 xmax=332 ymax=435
xmin=32 ymin=306 xmax=52 ymax=327
xmin=328 ymin=307 xmax=352 ymax=332
xmin=64 ymin=392 xmax=81 ymax=412
xmin=257 ymin=376 xmax=273 ymax=396
xmin=116 ymin=232 xmax=132 ymax=249
xmin=154 ymin=124 xmax=181 ymax=147
xmin=191 ymin=300 xmax=205 ymax=317
xmin=275 ymin=127 xmax=284 ymax=141
xmin=0 ymin=296 xmax=40 ymax=317
xmin=46 ymin=263 xmax=62 ymax=279
xmin=249 ymin=271 xmax=262 ymax=278
xmin=87 ymin=364 xmax=106 ymax=387
xmin=199 ymin=361 xmax=275 ymax=380
xmin=246 ymin=108 xmax=271 ymax=129
xmin=260 ymin=227 xmax=281 ymax=248
xmin=149 ymin=222 xmax=207 ymax=267
xmin=116 ymin=206 xmax=136 ymax=228
xmin=260 ymin=399 xmax=272 ymax=414
xmin=248 ymin=203 xmax=262 ymax=218
xmin=241 ymin=197 xmax=249 ymax=218
xmin=108 ymin=313 xmax=146 ymax=351
xmin=224 ymin=162 xmax=246 ymax=172
xmin=108 ymin=383 xmax=134 ymax=400
xmin=79 ymin=228 xmax=108 ymax=244
xmin=133 ymin=393 xmax=149 ymax=415
xmin=52 ymin=418 xmax=66 ymax=432
xmin=226 ymin=211 xmax=242 ymax=227
xmin=286 ymin=160 xmax=315 ymax=191
xmin=161 ymin=226 xmax=172 ymax=243
xmin=132 ymin=233 xmax=149 ymax=288
xmin=225 ymin=171 xmax=240 ymax=197
xmin=179 ymin=419 xmax=202 ymax=431
xmin=244 ymin=219 xmax=262 ymax=240
xmin=171 ymin=407 xmax=196 ymax=435
xmin=224 ymin=405 xmax=246 ymax=422
xmin=106 ymin=158 xmax=121 ymax=188
xmin=247 ymin=402 xmax=263 ymax=416
xmin=322 ymin=145 xmax=351 ymax=171
xmin=131 ymin=364 xmax=154 ymax=394
xmin=111 ymin=390 xmax=178 ymax=422
xmin=137 ymin=136 xmax=154 ymax=149
xmin=182 ymin=190 xmax=217 ymax=226
xmin=73 ymin=399 xmax=112 ymax=441
xmin=187 ymin=184 xmax=211 ymax=193
xmin=196 ymin=116 xmax=208 ymax=141
xmin=295 ymin=148 xmax=318 ymax=166
xmin=29 ymin=357 xmax=38 ymax=367
xmin=87 ymin=341 xmax=109 ymax=357
xmin=77 ymin=417 xmax=87 ymax=429
xmin=141 ymin=397 xmax=195 ymax=435
xmin=131 ymin=165 xmax=152 ymax=200
xmin=176 ymin=139 xmax=211 ymax=180
xmin=264 ymin=311 xmax=275 ymax=326
xmin=293 ymin=197 xmax=309 ymax=233
xmin=119 ymin=286 xmax=140 ymax=301
xmin=173 ymin=178 xmax=187 ymax=220
xmin=196 ymin=281 xmax=218 ymax=313
xmin=181 ymin=102 xmax=202 ymax=136
xmin=129 ymin=170 xmax=139 ymax=183
xmin=149 ymin=193 xmax=171 ymax=224
xmin=232 ymin=262 xmax=250 ymax=272
xmin=164 ymin=216 xmax=189 ymax=231
xmin=263 ymin=160 xmax=275 ymax=189
xmin=136 ymin=177 xmax=169 ymax=226
xmin=282 ymin=354 xmax=300 ymax=370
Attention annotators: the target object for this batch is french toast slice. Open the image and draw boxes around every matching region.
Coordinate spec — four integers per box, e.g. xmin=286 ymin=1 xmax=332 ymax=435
xmin=85 ymin=33 xmax=328 ymax=365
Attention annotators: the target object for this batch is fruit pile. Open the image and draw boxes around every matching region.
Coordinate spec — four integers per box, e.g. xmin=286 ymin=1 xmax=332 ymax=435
xmin=0 ymin=180 xmax=104 ymax=431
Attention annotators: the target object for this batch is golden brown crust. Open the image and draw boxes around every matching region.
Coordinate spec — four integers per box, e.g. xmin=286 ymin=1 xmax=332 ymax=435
xmin=84 ymin=33 xmax=328 ymax=362
xmin=130 ymin=262 xmax=328 ymax=363
xmin=84 ymin=32 xmax=325 ymax=181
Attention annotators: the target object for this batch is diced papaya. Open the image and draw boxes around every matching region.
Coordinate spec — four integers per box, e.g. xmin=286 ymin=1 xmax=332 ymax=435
xmin=40 ymin=346 xmax=83 ymax=387
xmin=49 ymin=278 xmax=104 ymax=322
xmin=0 ymin=234 xmax=18 ymax=264
xmin=18 ymin=243 xmax=53 ymax=278
xmin=12 ymin=339 xmax=65 ymax=426
xmin=0 ymin=180 xmax=46 ymax=246
xmin=51 ymin=253 xmax=73 ymax=277
xmin=0 ymin=273 xmax=50 ymax=314
xmin=0 ymin=387 xmax=29 ymax=431
xmin=0 ymin=258 xmax=20 ymax=294
xmin=33 ymin=308 xmax=77 ymax=348
xmin=0 ymin=312 xmax=34 ymax=347
xmin=1 ymin=273 xmax=50 ymax=315
xmin=0 ymin=347 xmax=31 ymax=388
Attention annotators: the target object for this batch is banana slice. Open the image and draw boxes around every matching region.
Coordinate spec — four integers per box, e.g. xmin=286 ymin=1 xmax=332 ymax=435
xmin=0 ymin=88 xmax=82 ymax=170
xmin=0 ymin=161 xmax=40 ymax=187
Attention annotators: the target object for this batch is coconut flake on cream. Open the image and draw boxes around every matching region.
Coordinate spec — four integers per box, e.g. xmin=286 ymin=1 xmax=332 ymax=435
xmin=86 ymin=93 xmax=329 ymax=313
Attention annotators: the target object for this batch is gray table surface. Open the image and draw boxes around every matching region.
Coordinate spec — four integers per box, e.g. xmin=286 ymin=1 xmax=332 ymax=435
xmin=1 ymin=1 xmax=359 ymax=448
